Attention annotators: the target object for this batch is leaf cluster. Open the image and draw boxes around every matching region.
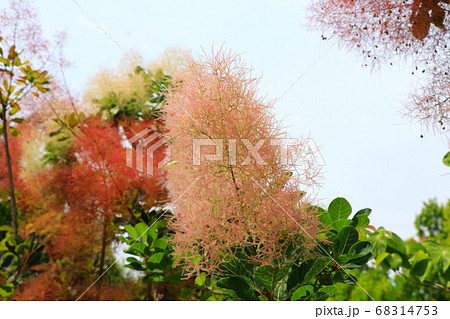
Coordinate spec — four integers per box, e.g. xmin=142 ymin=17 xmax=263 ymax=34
xmin=215 ymin=197 xmax=374 ymax=300
xmin=0 ymin=37 xmax=51 ymax=137
xmin=0 ymin=227 xmax=49 ymax=299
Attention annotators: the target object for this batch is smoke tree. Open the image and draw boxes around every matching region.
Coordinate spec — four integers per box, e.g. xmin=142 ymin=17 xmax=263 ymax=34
xmin=163 ymin=49 xmax=324 ymax=277
xmin=309 ymin=0 xmax=449 ymax=132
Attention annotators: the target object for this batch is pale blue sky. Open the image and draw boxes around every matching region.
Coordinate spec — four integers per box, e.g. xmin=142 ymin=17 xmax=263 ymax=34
xmin=4 ymin=0 xmax=448 ymax=238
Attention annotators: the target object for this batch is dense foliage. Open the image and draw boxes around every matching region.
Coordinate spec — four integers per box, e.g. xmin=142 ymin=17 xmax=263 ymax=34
xmin=331 ymin=199 xmax=450 ymax=301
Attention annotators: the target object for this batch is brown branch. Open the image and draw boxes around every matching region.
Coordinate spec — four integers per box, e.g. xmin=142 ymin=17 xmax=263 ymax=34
xmin=1 ymin=103 xmax=18 ymax=240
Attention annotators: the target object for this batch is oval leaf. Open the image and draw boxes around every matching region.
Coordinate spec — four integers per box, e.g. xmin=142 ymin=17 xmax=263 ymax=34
xmin=328 ymin=198 xmax=352 ymax=221
xmin=443 ymin=151 xmax=450 ymax=167
xmin=291 ymin=285 xmax=313 ymax=301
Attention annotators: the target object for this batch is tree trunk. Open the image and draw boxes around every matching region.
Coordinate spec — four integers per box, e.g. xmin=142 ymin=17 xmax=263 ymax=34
xmin=98 ymin=217 xmax=108 ymax=278
xmin=1 ymin=106 xmax=18 ymax=240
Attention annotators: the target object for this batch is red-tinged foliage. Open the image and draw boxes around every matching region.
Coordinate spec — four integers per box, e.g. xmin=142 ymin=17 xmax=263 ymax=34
xmin=309 ymin=0 xmax=449 ymax=130
xmin=38 ymin=213 xmax=100 ymax=264
xmin=13 ymin=260 xmax=136 ymax=301
xmin=16 ymin=207 xmax=123 ymax=300
xmin=42 ymin=116 xmax=167 ymax=220
xmin=1 ymin=0 xmax=170 ymax=300
xmin=14 ymin=114 xmax=168 ymax=300
xmin=22 ymin=210 xmax=65 ymax=255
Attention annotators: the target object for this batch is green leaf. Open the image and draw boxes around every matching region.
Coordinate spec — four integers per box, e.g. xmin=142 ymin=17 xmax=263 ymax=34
xmin=135 ymin=222 xmax=149 ymax=238
xmin=443 ymin=151 xmax=450 ymax=167
xmin=142 ymin=272 xmax=164 ymax=282
xmin=127 ymin=242 xmax=146 ymax=255
xmin=124 ymin=225 xmax=138 ymax=239
xmin=5 ymin=240 xmax=16 ymax=252
xmin=8 ymin=126 xmax=20 ymax=137
xmin=220 ymin=252 xmax=255 ymax=279
xmin=11 ymin=118 xmax=25 ymax=124
xmin=301 ymin=258 xmax=333 ymax=285
xmin=273 ymin=277 xmax=288 ymax=301
xmin=148 ymin=252 xmax=165 ymax=264
xmin=217 ymin=277 xmax=258 ymax=301
xmin=336 ymin=254 xmax=359 ymax=265
xmin=286 ymin=261 xmax=312 ymax=292
xmin=411 ymin=258 xmax=430 ymax=282
xmin=125 ymin=262 xmax=145 ymax=271
xmin=333 ymin=270 xmax=357 ymax=284
xmin=195 ymin=273 xmax=207 ymax=286
xmin=328 ymin=197 xmax=352 ymax=221
xmin=349 ymin=241 xmax=372 ymax=255
xmin=422 ymin=240 xmax=450 ymax=273
xmin=199 ymin=291 xmax=212 ymax=301
xmin=386 ymin=232 xmax=406 ymax=256
xmin=386 ymin=253 xmax=402 ymax=270
xmin=0 ymin=284 xmax=14 ymax=297
xmin=180 ymin=288 xmax=194 ymax=298
xmin=336 ymin=241 xmax=373 ymax=267
xmin=152 ymin=238 xmax=168 ymax=251
xmin=146 ymin=223 xmax=159 ymax=243
xmin=66 ymin=113 xmax=78 ymax=128
xmin=254 ymin=265 xmax=286 ymax=292
xmin=375 ymin=252 xmax=390 ymax=267
xmin=146 ymin=233 xmax=154 ymax=247
xmin=1 ymin=253 xmax=15 ymax=268
xmin=9 ymin=104 xmax=19 ymax=115
xmin=330 ymin=219 xmax=352 ymax=231
xmin=0 ymin=57 xmax=9 ymax=66
xmin=336 ymin=226 xmax=359 ymax=255
xmin=354 ymin=208 xmax=372 ymax=217
xmin=0 ymin=225 xmax=13 ymax=232
xmin=368 ymin=228 xmax=388 ymax=258
xmin=337 ymin=254 xmax=372 ymax=268
xmin=319 ymin=212 xmax=332 ymax=225
xmin=162 ymin=273 xmax=183 ymax=283
xmin=291 ymin=285 xmax=313 ymax=301
xmin=163 ymin=160 xmax=178 ymax=168
xmin=126 ymin=256 xmax=143 ymax=265
xmin=406 ymin=240 xmax=425 ymax=255
xmin=26 ymin=246 xmax=48 ymax=268
xmin=319 ymin=285 xmax=337 ymax=297
xmin=351 ymin=214 xmax=370 ymax=230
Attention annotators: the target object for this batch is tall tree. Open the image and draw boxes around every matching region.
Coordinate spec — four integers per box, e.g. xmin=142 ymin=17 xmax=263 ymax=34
xmin=0 ymin=38 xmax=51 ymax=238
xmin=415 ymin=198 xmax=450 ymax=244
xmin=15 ymin=56 xmax=174 ymax=300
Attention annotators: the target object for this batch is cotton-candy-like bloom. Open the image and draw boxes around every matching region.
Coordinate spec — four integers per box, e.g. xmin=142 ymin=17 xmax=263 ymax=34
xmin=308 ymin=0 xmax=449 ymax=131
xmin=163 ymin=49 xmax=325 ymax=276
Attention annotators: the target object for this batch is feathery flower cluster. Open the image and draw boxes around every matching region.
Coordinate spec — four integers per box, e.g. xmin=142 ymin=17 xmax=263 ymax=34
xmin=309 ymin=0 xmax=449 ymax=130
xmin=164 ymin=49 xmax=324 ymax=276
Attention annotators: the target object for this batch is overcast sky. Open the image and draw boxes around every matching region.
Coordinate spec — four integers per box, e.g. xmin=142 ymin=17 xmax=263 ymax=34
xmin=4 ymin=0 xmax=448 ymax=238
